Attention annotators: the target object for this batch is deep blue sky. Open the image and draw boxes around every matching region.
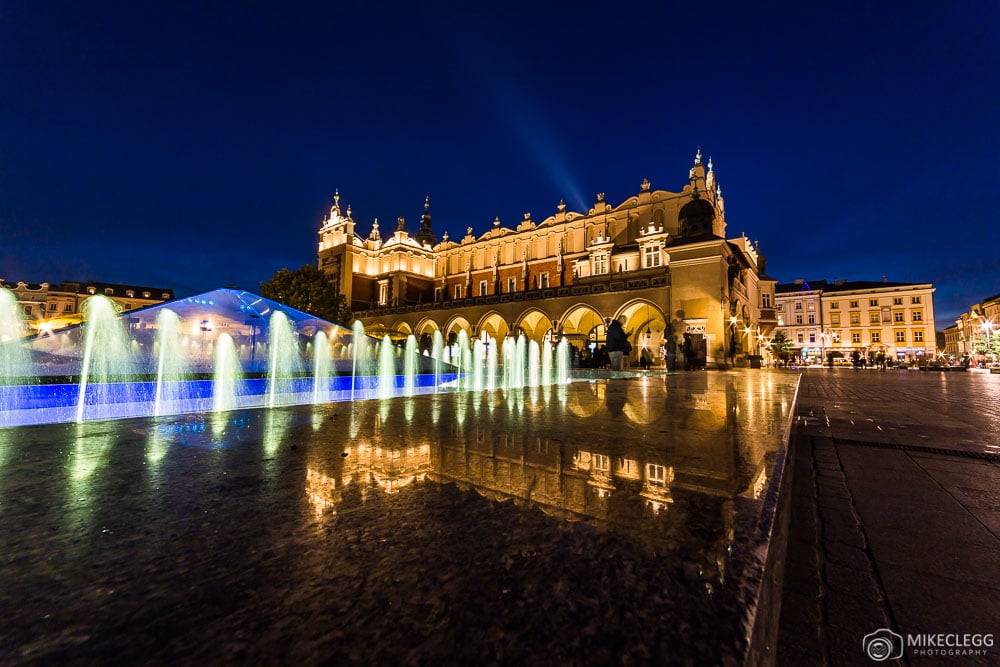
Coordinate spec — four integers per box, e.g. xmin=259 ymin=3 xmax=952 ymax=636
xmin=2 ymin=2 xmax=997 ymax=326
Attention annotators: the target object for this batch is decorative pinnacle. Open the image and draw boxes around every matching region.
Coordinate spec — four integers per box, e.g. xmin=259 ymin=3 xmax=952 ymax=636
xmin=708 ymin=157 xmax=713 ymax=172
xmin=695 ymin=147 xmax=702 ymax=165
xmin=424 ymin=195 xmax=430 ymax=211
xmin=493 ymin=216 xmax=501 ymax=227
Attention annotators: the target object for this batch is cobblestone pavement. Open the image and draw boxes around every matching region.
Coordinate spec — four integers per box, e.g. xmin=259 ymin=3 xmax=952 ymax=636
xmin=777 ymin=369 xmax=1000 ymax=666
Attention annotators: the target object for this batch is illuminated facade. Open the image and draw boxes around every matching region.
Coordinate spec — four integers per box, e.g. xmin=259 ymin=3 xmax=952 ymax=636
xmin=953 ymin=292 xmax=1000 ymax=360
xmin=774 ymin=279 xmax=937 ymax=362
xmin=318 ymin=152 xmax=778 ymax=368
xmin=0 ymin=279 xmax=174 ymax=335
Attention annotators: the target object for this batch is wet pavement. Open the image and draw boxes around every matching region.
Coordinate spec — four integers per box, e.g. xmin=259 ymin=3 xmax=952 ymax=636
xmin=0 ymin=372 xmax=798 ymax=665
xmin=777 ymin=368 xmax=1000 ymax=666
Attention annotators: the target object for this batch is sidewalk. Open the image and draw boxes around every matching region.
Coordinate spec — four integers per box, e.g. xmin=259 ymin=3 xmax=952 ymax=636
xmin=776 ymin=369 xmax=1000 ymax=665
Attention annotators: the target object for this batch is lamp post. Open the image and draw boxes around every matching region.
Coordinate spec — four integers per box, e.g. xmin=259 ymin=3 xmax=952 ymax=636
xmin=983 ymin=320 xmax=994 ymax=364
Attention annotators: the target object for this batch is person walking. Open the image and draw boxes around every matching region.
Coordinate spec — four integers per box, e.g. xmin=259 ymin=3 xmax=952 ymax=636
xmin=606 ymin=317 xmax=628 ymax=371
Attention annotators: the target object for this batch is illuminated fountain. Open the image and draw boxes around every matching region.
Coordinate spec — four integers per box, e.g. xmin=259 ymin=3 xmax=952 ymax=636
xmin=429 ymin=331 xmax=570 ymax=393
xmin=0 ymin=286 xmax=578 ymax=428
xmin=0 ymin=289 xmax=456 ymax=427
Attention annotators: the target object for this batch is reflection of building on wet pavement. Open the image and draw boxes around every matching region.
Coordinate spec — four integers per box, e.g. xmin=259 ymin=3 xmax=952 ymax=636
xmin=307 ymin=443 xmax=432 ymax=517
xmin=304 ymin=373 xmax=796 ymax=579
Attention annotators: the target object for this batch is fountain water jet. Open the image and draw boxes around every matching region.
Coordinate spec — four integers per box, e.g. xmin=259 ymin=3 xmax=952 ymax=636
xmin=528 ymin=340 xmax=540 ymax=387
xmin=267 ymin=311 xmax=301 ymax=408
xmin=556 ymin=337 xmax=570 ymax=384
xmin=213 ymin=333 xmax=242 ymax=412
xmin=378 ymin=334 xmax=396 ymax=399
xmin=472 ymin=339 xmax=485 ymax=391
xmin=76 ymin=296 xmax=135 ymax=423
xmin=541 ymin=338 xmax=552 ymax=386
xmin=0 ymin=289 xmax=32 ymax=387
xmin=153 ymin=308 xmax=187 ymax=417
xmin=404 ymin=335 xmax=418 ymax=396
xmin=486 ymin=336 xmax=498 ymax=391
xmin=312 ymin=331 xmax=331 ymax=405
xmin=432 ymin=331 xmax=444 ymax=392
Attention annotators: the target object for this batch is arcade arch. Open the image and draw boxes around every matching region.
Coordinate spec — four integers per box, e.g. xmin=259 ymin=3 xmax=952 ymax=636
xmin=617 ymin=299 xmax=667 ymax=357
xmin=443 ymin=315 xmax=473 ymax=344
xmin=475 ymin=312 xmax=510 ymax=342
xmin=560 ymin=304 xmax=608 ymax=345
xmin=414 ymin=318 xmax=440 ymax=337
xmin=391 ymin=321 xmax=413 ymax=336
xmin=514 ymin=308 xmax=554 ymax=343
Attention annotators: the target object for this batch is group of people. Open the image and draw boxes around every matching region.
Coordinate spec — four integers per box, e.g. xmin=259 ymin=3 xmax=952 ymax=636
xmin=850 ymin=350 xmax=890 ymax=371
xmin=568 ymin=317 xmax=703 ymax=372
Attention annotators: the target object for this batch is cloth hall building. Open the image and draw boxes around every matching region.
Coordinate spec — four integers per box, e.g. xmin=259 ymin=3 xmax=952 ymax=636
xmin=317 ymin=152 xmax=778 ymax=368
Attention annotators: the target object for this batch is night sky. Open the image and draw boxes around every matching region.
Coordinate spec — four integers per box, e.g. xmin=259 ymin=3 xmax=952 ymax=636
xmin=2 ymin=2 xmax=997 ymax=325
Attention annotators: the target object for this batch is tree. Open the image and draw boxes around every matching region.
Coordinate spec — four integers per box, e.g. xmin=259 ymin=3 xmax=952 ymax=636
xmin=768 ymin=331 xmax=794 ymax=367
xmin=260 ymin=265 xmax=352 ymax=326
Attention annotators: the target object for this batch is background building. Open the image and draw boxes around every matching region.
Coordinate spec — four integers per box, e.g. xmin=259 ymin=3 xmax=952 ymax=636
xmin=953 ymin=292 xmax=1000 ymax=363
xmin=0 ymin=279 xmax=174 ymax=335
xmin=317 ymin=152 xmax=778 ymax=368
xmin=774 ymin=279 xmax=936 ymax=364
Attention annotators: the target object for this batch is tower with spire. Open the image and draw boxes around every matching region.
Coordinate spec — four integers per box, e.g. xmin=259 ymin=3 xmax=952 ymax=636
xmin=414 ymin=196 xmax=437 ymax=247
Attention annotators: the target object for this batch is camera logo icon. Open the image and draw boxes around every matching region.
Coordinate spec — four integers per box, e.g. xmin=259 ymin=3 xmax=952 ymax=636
xmin=863 ymin=628 xmax=904 ymax=661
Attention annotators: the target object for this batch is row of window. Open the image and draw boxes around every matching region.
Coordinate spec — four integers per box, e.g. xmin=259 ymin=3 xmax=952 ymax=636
xmin=591 ymin=454 xmax=668 ymax=483
xmin=82 ymin=287 xmax=166 ymax=299
xmin=26 ymin=299 xmax=145 ymax=316
xmin=589 ymin=246 xmax=662 ymax=276
xmin=781 ymin=295 xmax=923 ymax=310
xmin=783 ymin=310 xmax=924 ymax=325
xmin=794 ymin=330 xmax=925 ymax=344
xmin=382 ymin=274 xmax=557 ymax=305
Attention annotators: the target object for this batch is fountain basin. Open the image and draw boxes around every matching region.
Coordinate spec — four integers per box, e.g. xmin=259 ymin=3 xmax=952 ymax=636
xmin=0 ymin=373 xmax=458 ymax=427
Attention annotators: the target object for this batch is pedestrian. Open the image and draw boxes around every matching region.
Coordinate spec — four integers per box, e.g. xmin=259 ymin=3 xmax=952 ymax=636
xmin=682 ymin=333 xmax=694 ymax=370
xmin=606 ymin=317 xmax=628 ymax=371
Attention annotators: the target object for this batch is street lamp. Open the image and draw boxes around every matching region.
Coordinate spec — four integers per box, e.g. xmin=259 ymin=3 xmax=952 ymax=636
xmin=983 ymin=319 xmax=994 ymax=363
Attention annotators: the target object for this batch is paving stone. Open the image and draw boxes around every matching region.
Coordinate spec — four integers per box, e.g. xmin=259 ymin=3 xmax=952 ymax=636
xmin=778 ymin=589 xmax=823 ymax=644
xmin=823 ymin=561 xmax=881 ymax=603
xmin=865 ymin=531 xmax=1000 ymax=590
xmin=775 ymin=372 xmax=1000 ymax=663
xmin=822 ymin=540 xmax=871 ymax=572
xmin=879 ymin=567 xmax=1000 ymax=640
xmin=824 ymin=591 xmax=889 ymax=636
